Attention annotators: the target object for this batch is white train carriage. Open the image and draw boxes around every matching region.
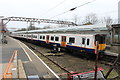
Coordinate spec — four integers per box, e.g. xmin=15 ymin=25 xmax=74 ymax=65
xmin=11 ymin=24 xmax=106 ymax=54
xmin=40 ymin=33 xmax=106 ymax=53
xmin=65 ymin=34 xmax=95 ymax=53
xmin=13 ymin=33 xmax=106 ymax=54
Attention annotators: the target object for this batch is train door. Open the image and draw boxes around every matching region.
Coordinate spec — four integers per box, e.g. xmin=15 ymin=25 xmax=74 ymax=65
xmin=81 ymin=37 xmax=86 ymax=48
xmin=85 ymin=38 xmax=90 ymax=48
xmin=61 ymin=36 xmax=66 ymax=47
xmin=46 ymin=35 xmax=49 ymax=44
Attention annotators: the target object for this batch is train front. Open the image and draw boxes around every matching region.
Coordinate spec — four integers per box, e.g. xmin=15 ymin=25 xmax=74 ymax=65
xmin=94 ymin=34 xmax=106 ymax=53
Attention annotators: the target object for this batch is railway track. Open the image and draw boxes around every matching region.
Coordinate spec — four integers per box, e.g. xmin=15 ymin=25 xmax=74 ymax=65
xmin=24 ymin=41 xmax=118 ymax=67
xmin=24 ymin=42 xmax=72 ymax=79
xmin=100 ymin=52 xmax=118 ymax=66
xmin=21 ymin=41 xmax=119 ymax=79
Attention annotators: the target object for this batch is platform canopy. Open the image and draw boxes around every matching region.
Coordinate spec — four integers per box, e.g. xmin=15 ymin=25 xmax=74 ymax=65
xmin=13 ymin=23 xmax=108 ymax=34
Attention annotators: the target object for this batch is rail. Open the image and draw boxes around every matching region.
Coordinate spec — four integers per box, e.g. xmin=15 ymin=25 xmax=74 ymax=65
xmin=2 ymin=50 xmax=18 ymax=79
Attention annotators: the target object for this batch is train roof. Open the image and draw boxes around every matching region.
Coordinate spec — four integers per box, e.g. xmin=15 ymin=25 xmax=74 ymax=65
xmin=13 ymin=23 xmax=108 ymax=34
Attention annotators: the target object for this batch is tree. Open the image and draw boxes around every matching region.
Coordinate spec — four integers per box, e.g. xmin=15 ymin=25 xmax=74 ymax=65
xmin=83 ymin=13 xmax=98 ymax=25
xmin=103 ymin=16 xmax=113 ymax=25
xmin=27 ymin=22 xmax=36 ymax=30
xmin=72 ymin=14 xmax=81 ymax=24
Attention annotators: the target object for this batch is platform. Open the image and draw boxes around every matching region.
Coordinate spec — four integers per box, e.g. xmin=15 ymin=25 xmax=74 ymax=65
xmin=0 ymin=36 xmax=60 ymax=80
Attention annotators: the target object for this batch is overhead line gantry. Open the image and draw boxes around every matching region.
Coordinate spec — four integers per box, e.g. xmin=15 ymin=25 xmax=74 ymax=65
xmin=2 ymin=16 xmax=77 ymax=25
xmin=0 ymin=16 xmax=77 ymax=32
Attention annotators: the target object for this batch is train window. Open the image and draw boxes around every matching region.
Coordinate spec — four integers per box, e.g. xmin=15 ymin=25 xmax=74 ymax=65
xmin=62 ymin=36 xmax=66 ymax=42
xmin=82 ymin=38 xmax=86 ymax=44
xmin=55 ymin=37 xmax=59 ymax=41
xmin=87 ymin=39 xmax=90 ymax=45
xmin=33 ymin=35 xmax=37 ymax=38
xmin=40 ymin=36 xmax=42 ymax=39
xmin=46 ymin=35 xmax=49 ymax=40
xmin=69 ymin=37 xmax=75 ymax=43
xmin=51 ymin=36 xmax=54 ymax=41
xmin=95 ymin=35 xmax=105 ymax=44
xmin=43 ymin=36 xmax=45 ymax=39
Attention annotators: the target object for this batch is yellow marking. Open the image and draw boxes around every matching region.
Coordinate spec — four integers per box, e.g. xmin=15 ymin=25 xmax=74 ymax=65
xmin=94 ymin=44 xmax=106 ymax=51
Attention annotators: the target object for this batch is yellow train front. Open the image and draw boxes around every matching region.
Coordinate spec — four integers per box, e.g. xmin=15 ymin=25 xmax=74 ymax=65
xmin=94 ymin=34 xmax=106 ymax=53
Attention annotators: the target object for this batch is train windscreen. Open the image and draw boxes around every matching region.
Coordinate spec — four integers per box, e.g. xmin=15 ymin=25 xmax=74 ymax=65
xmin=95 ymin=34 xmax=106 ymax=44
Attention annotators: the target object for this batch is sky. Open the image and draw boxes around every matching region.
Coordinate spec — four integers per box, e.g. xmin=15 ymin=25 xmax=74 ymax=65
xmin=0 ymin=0 xmax=120 ymax=30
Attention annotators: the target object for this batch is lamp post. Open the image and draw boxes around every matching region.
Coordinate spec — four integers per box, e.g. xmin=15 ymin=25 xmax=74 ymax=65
xmin=94 ymin=41 xmax=99 ymax=80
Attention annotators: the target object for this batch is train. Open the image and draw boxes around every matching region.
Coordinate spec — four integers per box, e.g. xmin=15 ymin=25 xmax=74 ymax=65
xmin=11 ymin=24 xmax=107 ymax=57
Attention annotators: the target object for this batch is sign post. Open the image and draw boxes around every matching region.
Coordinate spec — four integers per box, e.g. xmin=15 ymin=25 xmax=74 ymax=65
xmin=94 ymin=41 xmax=99 ymax=80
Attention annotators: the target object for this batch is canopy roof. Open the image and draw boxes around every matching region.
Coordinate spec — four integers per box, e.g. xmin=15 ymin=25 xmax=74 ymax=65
xmin=13 ymin=23 xmax=108 ymax=34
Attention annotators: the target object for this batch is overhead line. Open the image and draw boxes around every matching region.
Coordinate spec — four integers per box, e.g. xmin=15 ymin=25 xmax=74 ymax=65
xmin=40 ymin=0 xmax=67 ymax=17
xmin=50 ymin=0 xmax=96 ymax=19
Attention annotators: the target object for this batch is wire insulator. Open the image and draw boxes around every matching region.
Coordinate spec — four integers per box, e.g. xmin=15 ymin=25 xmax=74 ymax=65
xmin=69 ymin=7 xmax=77 ymax=11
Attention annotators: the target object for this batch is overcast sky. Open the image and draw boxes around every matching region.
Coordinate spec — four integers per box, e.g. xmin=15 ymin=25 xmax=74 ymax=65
xmin=0 ymin=0 xmax=120 ymax=29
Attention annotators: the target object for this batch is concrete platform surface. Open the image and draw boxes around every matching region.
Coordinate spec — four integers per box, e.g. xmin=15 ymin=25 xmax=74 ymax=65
xmin=0 ymin=36 xmax=60 ymax=80
xmin=0 ymin=36 xmax=29 ymax=79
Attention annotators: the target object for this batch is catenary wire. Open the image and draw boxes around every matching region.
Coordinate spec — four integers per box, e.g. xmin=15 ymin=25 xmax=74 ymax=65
xmin=40 ymin=0 xmax=67 ymax=17
xmin=50 ymin=0 xmax=96 ymax=19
